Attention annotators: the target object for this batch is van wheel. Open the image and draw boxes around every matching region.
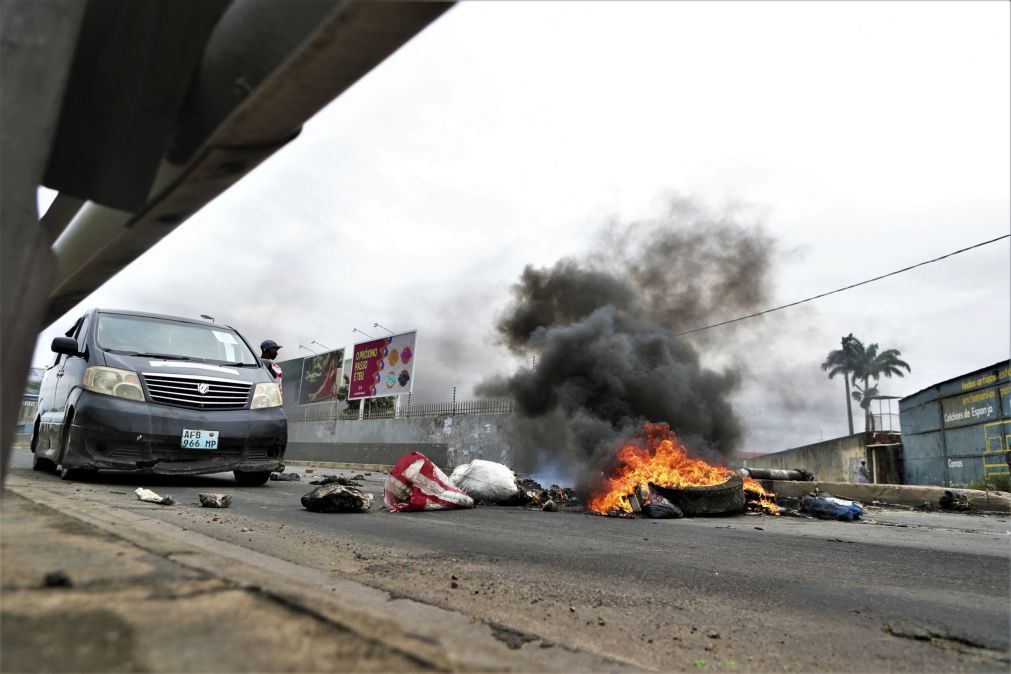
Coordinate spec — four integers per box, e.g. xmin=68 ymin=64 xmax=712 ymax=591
xmin=32 ymin=452 xmax=58 ymax=474
xmin=30 ymin=420 xmax=57 ymax=473
xmin=234 ymin=470 xmax=271 ymax=486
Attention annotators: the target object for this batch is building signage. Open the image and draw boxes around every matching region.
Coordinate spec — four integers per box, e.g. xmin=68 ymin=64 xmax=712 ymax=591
xmin=956 ymin=365 xmax=1011 ymax=394
xmin=348 ymin=331 xmax=417 ymax=401
xmin=298 ymin=348 xmax=344 ymax=406
xmin=941 ymin=386 xmax=1001 ymax=428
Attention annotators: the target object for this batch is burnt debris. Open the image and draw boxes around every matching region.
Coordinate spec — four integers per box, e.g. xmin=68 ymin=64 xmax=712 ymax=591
xmin=301 ymin=484 xmax=373 ymax=513
xmin=309 ymin=474 xmax=363 ymax=487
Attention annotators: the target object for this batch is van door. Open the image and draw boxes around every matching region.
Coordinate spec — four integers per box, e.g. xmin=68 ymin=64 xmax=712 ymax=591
xmin=52 ymin=315 xmax=89 ymax=444
xmin=37 ymin=351 xmax=63 ymax=448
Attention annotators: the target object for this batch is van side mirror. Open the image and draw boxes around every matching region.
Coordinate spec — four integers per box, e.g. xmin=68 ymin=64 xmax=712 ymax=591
xmin=51 ymin=336 xmax=82 ymax=357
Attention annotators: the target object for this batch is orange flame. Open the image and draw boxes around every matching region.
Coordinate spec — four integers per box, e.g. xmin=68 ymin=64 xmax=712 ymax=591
xmin=588 ymin=422 xmax=778 ymax=516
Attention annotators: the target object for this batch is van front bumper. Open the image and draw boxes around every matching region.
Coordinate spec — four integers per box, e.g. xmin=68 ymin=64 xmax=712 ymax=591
xmin=62 ymin=391 xmax=287 ymax=474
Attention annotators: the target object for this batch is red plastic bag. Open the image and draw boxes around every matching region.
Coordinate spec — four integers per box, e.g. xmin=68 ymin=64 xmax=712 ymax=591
xmin=384 ymin=452 xmax=475 ymax=512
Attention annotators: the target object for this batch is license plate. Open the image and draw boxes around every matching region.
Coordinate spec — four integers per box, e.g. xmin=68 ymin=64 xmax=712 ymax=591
xmin=181 ymin=429 xmax=219 ymax=450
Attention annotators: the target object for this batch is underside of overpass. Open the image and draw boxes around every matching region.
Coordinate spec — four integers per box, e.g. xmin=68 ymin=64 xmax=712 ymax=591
xmin=0 ymin=0 xmax=453 ymax=480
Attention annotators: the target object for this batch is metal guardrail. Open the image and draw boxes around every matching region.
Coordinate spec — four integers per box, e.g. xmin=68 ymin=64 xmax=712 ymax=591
xmin=299 ymin=398 xmax=514 ymax=423
xmin=405 ymin=398 xmax=514 ymax=418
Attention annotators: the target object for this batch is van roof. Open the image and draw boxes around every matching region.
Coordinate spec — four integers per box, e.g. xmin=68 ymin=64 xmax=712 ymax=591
xmin=94 ymin=308 xmax=231 ymax=329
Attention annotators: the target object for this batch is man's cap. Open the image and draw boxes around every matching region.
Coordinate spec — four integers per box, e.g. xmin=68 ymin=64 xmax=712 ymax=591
xmin=261 ymin=339 xmax=282 ymax=351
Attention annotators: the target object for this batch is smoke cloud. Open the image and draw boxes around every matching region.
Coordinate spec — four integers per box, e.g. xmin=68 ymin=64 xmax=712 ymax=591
xmin=477 ymin=197 xmax=776 ymax=487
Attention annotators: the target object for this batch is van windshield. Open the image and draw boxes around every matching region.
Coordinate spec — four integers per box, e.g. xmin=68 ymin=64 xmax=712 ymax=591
xmin=96 ymin=314 xmax=260 ymax=366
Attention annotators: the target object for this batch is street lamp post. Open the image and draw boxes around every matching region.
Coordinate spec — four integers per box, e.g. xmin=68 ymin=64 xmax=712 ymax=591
xmin=373 ymin=322 xmax=394 ymax=336
xmin=311 ymin=340 xmax=331 ymax=351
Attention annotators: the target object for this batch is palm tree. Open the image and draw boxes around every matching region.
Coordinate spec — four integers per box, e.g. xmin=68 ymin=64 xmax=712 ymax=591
xmin=822 ymin=334 xmax=859 ymax=434
xmin=822 ymin=335 xmax=911 ymax=433
xmin=847 ymin=340 xmax=911 ymax=431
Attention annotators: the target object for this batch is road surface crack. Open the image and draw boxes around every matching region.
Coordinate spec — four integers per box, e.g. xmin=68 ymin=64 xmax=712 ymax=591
xmin=885 ymin=623 xmax=1009 ymax=664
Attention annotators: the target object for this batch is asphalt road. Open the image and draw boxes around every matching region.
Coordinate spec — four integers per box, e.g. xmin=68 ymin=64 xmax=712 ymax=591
xmin=7 ymin=450 xmax=1010 ymax=673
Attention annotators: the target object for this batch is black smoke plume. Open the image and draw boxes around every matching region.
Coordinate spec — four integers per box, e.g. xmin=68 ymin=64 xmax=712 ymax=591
xmin=477 ymin=198 xmax=776 ymax=488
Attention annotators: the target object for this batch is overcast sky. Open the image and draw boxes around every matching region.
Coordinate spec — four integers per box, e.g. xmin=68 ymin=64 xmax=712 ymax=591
xmin=36 ymin=1 xmax=1010 ymax=453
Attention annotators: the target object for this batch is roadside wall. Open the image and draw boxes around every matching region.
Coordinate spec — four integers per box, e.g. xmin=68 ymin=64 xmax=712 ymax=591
xmin=742 ymin=434 xmax=869 ymax=483
xmin=900 ymin=361 xmax=1010 ymax=487
xmin=286 ymin=414 xmax=517 ymax=470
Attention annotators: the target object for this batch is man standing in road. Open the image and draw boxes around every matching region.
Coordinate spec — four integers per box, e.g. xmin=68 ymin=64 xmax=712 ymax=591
xmin=260 ymin=339 xmax=283 ymax=399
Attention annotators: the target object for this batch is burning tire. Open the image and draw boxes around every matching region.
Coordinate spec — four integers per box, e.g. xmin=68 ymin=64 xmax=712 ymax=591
xmin=649 ymin=474 xmax=746 ymax=516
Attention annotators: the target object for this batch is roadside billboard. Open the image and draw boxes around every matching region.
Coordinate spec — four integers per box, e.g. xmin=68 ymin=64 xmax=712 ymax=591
xmin=348 ymin=331 xmax=417 ymax=400
xmin=298 ymin=348 xmax=344 ymax=405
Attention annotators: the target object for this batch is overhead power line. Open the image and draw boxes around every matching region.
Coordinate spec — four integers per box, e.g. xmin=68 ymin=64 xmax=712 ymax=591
xmin=673 ymin=233 xmax=1010 ymax=337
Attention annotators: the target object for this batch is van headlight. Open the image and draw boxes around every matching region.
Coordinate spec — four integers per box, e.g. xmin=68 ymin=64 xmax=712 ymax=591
xmin=251 ymin=382 xmax=282 ymax=409
xmin=83 ymin=366 xmax=145 ymax=402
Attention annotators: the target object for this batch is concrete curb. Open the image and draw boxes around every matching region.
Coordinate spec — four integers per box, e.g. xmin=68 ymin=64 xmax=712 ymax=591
xmin=4 ymin=478 xmax=634 ymax=673
xmin=284 ymin=459 xmax=390 ymax=472
xmin=768 ymin=480 xmax=1011 ymax=513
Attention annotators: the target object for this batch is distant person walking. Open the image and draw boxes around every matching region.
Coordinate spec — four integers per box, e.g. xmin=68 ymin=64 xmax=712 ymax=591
xmin=260 ymin=339 xmax=283 ymax=399
xmin=856 ymin=459 xmax=869 ymax=484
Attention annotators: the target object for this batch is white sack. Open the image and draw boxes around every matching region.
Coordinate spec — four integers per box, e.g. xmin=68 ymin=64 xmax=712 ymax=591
xmin=449 ymin=460 xmax=520 ymax=503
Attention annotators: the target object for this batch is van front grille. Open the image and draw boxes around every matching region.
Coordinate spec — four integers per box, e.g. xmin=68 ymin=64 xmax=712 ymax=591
xmin=142 ymin=373 xmax=251 ymax=410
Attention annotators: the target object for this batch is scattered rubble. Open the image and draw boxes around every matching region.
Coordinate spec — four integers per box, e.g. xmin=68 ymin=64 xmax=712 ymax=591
xmin=515 ymin=478 xmax=581 ymax=510
xmin=269 ymin=471 xmax=301 ymax=481
xmin=302 ymin=484 xmax=373 ymax=513
xmin=939 ymin=490 xmax=972 ymax=511
xmin=778 ymin=508 xmax=814 ymax=518
xmin=135 ymin=487 xmax=174 ymax=505
xmin=198 ymin=493 xmax=232 ymax=508
xmin=43 ymin=570 xmax=73 ymax=588
xmin=541 ymin=500 xmax=558 ymax=512
xmin=309 ymin=475 xmax=361 ymax=486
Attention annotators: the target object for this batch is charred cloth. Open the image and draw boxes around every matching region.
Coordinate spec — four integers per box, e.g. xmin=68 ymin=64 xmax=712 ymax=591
xmin=301 ymin=484 xmax=373 ymax=513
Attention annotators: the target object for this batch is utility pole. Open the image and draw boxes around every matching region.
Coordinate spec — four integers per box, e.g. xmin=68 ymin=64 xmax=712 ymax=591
xmin=842 ymin=335 xmax=854 ymax=435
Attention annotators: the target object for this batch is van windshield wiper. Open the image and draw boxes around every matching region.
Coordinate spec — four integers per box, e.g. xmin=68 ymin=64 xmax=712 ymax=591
xmin=122 ymin=352 xmax=201 ymax=361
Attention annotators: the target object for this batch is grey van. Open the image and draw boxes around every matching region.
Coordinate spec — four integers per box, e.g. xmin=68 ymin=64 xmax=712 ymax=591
xmin=31 ymin=309 xmax=287 ymax=484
